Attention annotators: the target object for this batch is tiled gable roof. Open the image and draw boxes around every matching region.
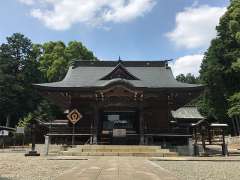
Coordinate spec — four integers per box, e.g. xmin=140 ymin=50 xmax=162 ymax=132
xmin=34 ymin=60 xmax=203 ymax=90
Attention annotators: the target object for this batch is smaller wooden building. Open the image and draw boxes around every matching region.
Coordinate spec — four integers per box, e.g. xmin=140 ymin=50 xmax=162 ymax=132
xmin=171 ymin=106 xmax=204 ymax=134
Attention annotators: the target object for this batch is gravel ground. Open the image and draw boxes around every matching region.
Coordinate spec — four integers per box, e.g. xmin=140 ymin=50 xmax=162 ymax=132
xmin=154 ymin=160 xmax=240 ymax=180
xmin=0 ymin=153 xmax=82 ymax=180
xmin=1 ymin=144 xmax=240 ymax=180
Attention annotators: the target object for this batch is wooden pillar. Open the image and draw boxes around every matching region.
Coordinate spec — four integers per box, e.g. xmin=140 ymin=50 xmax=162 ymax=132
xmin=235 ymin=116 xmax=240 ymax=136
xmin=93 ymin=104 xmax=99 ymax=144
xmin=236 ymin=116 xmax=240 ymax=136
xmin=5 ymin=114 xmax=11 ymax=127
xmin=25 ymin=121 xmax=40 ymax=156
xmin=208 ymin=127 xmax=212 ymax=145
xmin=201 ymin=127 xmax=206 ymax=154
xmin=193 ymin=127 xmax=199 ymax=156
xmin=139 ymin=105 xmax=144 ymax=145
xmin=222 ymin=128 xmax=228 ymax=156
xmin=231 ymin=118 xmax=237 ymax=136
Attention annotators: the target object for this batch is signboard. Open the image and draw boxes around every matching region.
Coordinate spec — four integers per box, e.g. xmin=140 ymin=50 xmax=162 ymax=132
xmin=102 ymin=130 xmax=110 ymax=135
xmin=16 ymin=127 xmax=25 ymax=134
xmin=113 ymin=129 xmax=126 ymax=137
xmin=67 ymin=109 xmax=82 ymax=124
xmin=108 ymin=115 xmax=119 ymax=121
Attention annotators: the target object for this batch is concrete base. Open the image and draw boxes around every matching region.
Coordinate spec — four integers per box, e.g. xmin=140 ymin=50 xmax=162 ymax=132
xmin=25 ymin=150 xmax=40 ymax=156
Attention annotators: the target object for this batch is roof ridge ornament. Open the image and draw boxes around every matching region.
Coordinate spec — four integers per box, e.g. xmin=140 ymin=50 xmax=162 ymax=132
xmin=165 ymin=59 xmax=173 ymax=69
xmin=118 ymin=56 xmax=122 ymax=63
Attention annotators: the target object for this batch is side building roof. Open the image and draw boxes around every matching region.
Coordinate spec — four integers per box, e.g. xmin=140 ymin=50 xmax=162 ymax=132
xmin=171 ymin=106 xmax=204 ymax=120
xmin=34 ymin=60 xmax=204 ymax=91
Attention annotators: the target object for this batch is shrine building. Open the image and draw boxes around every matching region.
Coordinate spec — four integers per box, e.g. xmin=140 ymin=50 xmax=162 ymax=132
xmin=35 ymin=60 xmax=203 ymax=145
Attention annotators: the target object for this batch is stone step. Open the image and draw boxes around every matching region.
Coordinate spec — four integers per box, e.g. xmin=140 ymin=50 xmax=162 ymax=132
xmin=58 ymin=145 xmax=177 ymax=157
xmin=77 ymin=148 xmax=169 ymax=153
xmin=68 ymin=146 xmax=166 ymax=153
xmin=76 ymin=145 xmax=162 ymax=149
xmin=60 ymin=151 xmax=177 ymax=157
xmin=67 ymin=145 xmax=167 ymax=152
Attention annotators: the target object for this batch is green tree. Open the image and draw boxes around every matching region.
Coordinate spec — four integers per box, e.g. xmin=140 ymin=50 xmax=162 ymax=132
xmin=200 ymin=0 xmax=240 ymax=122
xmin=228 ymin=51 xmax=240 ymax=118
xmin=18 ymin=100 xmax=61 ymax=127
xmin=228 ymin=92 xmax=240 ymax=118
xmin=0 ymin=33 xmax=43 ymax=126
xmin=65 ymin=41 xmax=96 ymax=62
xmin=39 ymin=41 xmax=67 ymax=82
xmin=176 ymin=73 xmax=203 ymax=107
xmin=0 ymin=33 xmax=97 ymax=127
xmin=0 ymin=56 xmax=24 ymax=126
xmin=176 ymin=73 xmax=200 ymax=84
xmin=39 ymin=41 xmax=96 ymax=82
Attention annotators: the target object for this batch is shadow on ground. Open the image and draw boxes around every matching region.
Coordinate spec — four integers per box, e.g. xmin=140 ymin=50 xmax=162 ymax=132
xmin=0 ymin=177 xmax=11 ymax=180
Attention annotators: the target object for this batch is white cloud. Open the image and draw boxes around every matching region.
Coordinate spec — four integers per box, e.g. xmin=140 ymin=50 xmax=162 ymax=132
xmin=18 ymin=0 xmax=35 ymax=5
xmin=166 ymin=5 xmax=226 ymax=49
xmin=103 ymin=0 xmax=155 ymax=23
xmin=18 ymin=0 xmax=156 ymax=30
xmin=169 ymin=54 xmax=204 ymax=77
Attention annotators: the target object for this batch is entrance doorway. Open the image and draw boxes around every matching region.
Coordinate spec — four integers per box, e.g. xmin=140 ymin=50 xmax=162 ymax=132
xmin=100 ymin=110 xmax=139 ymax=144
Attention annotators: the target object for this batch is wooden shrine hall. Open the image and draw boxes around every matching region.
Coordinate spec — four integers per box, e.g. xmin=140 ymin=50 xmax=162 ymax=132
xmin=35 ymin=60 xmax=204 ymax=145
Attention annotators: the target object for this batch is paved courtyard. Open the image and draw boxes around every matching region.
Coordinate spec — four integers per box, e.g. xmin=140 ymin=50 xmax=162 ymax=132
xmin=1 ymin=152 xmax=240 ymax=180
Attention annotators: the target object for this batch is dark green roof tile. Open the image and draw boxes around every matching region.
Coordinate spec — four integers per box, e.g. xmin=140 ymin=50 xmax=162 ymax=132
xmin=35 ymin=60 xmax=203 ymax=90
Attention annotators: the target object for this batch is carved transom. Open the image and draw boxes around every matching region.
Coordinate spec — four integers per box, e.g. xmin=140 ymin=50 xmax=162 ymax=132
xmin=95 ymin=85 xmax=143 ymax=101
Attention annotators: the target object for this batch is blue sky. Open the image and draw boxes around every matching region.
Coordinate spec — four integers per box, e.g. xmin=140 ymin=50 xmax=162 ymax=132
xmin=0 ymin=0 xmax=229 ymax=76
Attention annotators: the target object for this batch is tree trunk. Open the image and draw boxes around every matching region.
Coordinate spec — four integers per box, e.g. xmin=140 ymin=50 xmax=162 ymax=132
xmin=237 ymin=116 xmax=240 ymax=136
xmin=235 ymin=116 xmax=240 ymax=136
xmin=231 ymin=118 xmax=237 ymax=136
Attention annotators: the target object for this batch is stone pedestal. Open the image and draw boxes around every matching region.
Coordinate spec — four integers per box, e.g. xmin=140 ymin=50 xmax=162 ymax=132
xmin=93 ymin=135 xmax=97 ymax=144
xmin=188 ymin=138 xmax=194 ymax=156
xmin=25 ymin=123 xmax=40 ymax=157
xmin=144 ymin=136 xmax=149 ymax=145
xmin=44 ymin=135 xmax=50 ymax=156
xmin=222 ymin=144 xmax=229 ymax=156
xmin=140 ymin=135 xmax=144 ymax=145
xmin=25 ymin=150 xmax=40 ymax=156
xmin=193 ymin=143 xmax=199 ymax=156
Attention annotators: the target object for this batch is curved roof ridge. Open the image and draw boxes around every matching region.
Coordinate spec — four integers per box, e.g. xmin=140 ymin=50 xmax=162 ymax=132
xmin=72 ymin=60 xmax=169 ymax=67
xmin=62 ymin=65 xmax=74 ymax=82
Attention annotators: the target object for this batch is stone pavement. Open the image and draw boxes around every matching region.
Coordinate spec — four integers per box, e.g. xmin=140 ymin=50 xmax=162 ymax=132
xmin=55 ymin=156 xmax=178 ymax=180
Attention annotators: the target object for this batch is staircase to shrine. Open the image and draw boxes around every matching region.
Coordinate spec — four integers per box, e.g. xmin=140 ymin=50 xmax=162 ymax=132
xmin=58 ymin=145 xmax=178 ymax=157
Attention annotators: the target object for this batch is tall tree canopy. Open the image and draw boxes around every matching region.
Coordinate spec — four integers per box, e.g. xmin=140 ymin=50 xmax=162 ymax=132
xmin=176 ymin=73 xmax=200 ymax=84
xmin=39 ymin=41 xmax=96 ymax=82
xmin=0 ymin=33 xmax=96 ymax=127
xmin=176 ymin=73 xmax=201 ymax=107
xmin=0 ymin=33 xmax=42 ymax=126
xmin=200 ymin=0 xmax=240 ymax=122
xmin=228 ymin=92 xmax=240 ymax=118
